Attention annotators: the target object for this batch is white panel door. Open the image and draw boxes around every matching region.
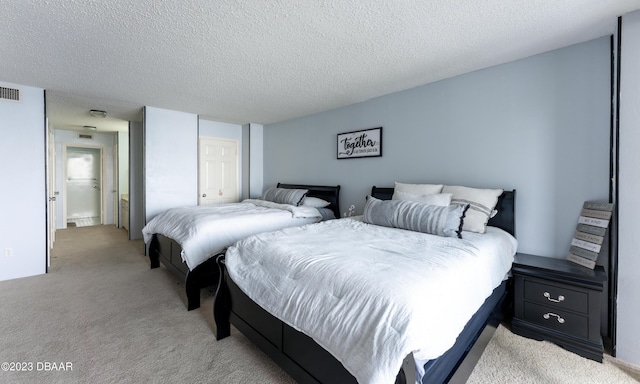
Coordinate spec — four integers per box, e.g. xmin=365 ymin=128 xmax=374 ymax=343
xmin=199 ymin=138 xmax=239 ymax=205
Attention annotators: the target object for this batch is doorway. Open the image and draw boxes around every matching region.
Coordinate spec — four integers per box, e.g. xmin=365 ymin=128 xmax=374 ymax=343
xmin=64 ymin=146 xmax=103 ymax=227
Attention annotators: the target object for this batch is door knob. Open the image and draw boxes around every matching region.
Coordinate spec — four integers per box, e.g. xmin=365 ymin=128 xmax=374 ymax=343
xmin=202 ymin=194 xmax=207 ymax=198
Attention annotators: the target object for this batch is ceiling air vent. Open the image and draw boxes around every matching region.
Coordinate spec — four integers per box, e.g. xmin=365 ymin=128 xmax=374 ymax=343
xmin=78 ymin=133 xmax=94 ymax=140
xmin=0 ymin=86 xmax=21 ymax=102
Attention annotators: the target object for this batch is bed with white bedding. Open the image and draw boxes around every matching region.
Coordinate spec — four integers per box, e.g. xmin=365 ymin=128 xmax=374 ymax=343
xmin=143 ymin=200 xmax=324 ymax=270
xmin=144 ymin=183 xmax=340 ymax=310
xmin=214 ymin=186 xmax=516 ymax=384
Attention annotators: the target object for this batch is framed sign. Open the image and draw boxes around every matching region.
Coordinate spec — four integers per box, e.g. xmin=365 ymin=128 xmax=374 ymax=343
xmin=337 ymin=127 xmax=382 ymax=159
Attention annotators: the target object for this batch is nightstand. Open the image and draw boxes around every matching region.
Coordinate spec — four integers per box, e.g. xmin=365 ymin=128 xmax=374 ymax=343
xmin=511 ymin=253 xmax=607 ymax=362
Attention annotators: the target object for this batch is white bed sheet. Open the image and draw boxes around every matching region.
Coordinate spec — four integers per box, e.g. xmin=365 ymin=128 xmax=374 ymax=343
xmin=142 ymin=199 xmax=322 ymax=270
xmin=226 ymin=217 xmax=517 ymax=384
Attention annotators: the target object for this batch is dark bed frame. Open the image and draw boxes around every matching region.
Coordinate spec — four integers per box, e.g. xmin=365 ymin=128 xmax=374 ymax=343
xmin=214 ymin=187 xmax=516 ymax=384
xmin=148 ymin=183 xmax=341 ymax=310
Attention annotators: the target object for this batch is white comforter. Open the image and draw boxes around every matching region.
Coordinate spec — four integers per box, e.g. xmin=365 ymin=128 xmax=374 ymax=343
xmin=226 ymin=217 xmax=517 ymax=384
xmin=142 ymin=199 xmax=322 ymax=270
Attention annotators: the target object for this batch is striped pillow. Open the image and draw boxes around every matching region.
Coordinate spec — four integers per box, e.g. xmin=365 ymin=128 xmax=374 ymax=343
xmin=442 ymin=185 xmax=503 ymax=233
xmin=261 ymin=187 xmax=308 ymax=206
xmin=363 ymin=196 xmax=468 ymax=238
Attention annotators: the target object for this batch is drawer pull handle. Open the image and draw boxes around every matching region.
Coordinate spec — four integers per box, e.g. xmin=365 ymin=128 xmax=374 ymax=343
xmin=543 ymin=292 xmax=565 ymax=303
xmin=543 ymin=312 xmax=565 ymax=324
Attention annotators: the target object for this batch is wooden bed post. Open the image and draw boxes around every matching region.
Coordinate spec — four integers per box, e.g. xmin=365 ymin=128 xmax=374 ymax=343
xmin=149 ymin=234 xmax=160 ymax=269
xmin=185 ymin=255 xmax=221 ymax=311
xmin=213 ymin=255 xmax=231 ymax=340
xmin=185 ymin=273 xmax=201 ymax=311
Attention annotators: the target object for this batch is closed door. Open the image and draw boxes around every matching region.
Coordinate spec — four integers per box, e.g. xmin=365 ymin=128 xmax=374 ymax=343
xmin=199 ymin=138 xmax=238 ymax=205
xmin=66 ymin=146 xmax=102 ymax=225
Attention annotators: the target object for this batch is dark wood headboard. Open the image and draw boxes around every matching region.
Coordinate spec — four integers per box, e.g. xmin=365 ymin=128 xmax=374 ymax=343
xmin=277 ymin=183 xmax=341 ymax=219
xmin=370 ymin=186 xmax=516 ymax=237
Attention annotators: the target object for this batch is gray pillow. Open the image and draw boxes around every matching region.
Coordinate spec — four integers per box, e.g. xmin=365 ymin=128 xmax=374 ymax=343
xmin=261 ymin=187 xmax=308 ymax=206
xmin=362 ymin=196 xmax=468 ymax=238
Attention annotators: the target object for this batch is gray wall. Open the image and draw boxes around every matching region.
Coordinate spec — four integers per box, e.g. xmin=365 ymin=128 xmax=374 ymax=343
xmin=199 ymin=119 xmax=242 ymax=140
xmin=129 ymin=121 xmax=144 ymax=240
xmin=0 ymin=82 xmax=46 ymax=281
xmin=249 ymin=124 xmax=264 ymax=198
xmin=118 ymin=130 xmax=129 ymax=200
xmin=264 ymin=37 xmax=611 ymax=258
xmin=617 ymin=10 xmax=640 ymax=367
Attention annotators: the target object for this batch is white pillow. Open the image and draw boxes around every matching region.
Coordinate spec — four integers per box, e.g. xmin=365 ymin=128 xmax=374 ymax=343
xmin=442 ymin=185 xmax=503 ymax=234
xmin=301 ymin=196 xmax=331 ymax=208
xmin=392 ymin=191 xmax=452 ymax=206
xmin=394 ymin=182 xmax=444 ymax=196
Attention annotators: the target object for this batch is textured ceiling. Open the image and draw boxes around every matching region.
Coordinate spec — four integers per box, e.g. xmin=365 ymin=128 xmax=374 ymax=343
xmin=1 ymin=1 xmax=639 ymax=132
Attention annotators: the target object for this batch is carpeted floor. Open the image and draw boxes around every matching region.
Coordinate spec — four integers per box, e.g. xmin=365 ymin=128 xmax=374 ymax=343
xmin=0 ymin=225 xmax=295 ymax=384
xmin=0 ymin=225 xmax=638 ymax=383
xmin=468 ymin=324 xmax=640 ymax=384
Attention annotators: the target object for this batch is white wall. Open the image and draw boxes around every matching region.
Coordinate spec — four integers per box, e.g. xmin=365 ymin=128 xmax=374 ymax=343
xmin=617 ymin=10 xmax=640 ymax=367
xmin=0 ymin=82 xmax=46 ymax=281
xmin=118 ymin=131 xmax=129 ymax=195
xmin=143 ymin=106 xmax=198 ymax=222
xmin=53 ymin=129 xmax=116 ymax=228
xmin=264 ymin=38 xmax=611 ymax=257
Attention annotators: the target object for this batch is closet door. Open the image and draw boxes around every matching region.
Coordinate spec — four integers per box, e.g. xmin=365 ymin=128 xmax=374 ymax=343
xmin=199 ymin=137 xmax=239 ymax=205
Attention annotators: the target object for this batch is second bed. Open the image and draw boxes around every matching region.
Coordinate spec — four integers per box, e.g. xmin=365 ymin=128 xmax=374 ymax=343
xmin=143 ymin=183 xmax=341 ymax=310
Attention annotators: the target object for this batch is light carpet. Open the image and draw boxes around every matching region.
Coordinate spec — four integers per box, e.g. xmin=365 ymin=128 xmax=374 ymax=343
xmin=467 ymin=324 xmax=640 ymax=384
xmin=0 ymin=225 xmax=638 ymax=384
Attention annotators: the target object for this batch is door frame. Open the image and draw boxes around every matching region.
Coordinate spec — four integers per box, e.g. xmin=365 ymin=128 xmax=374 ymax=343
xmin=62 ymin=144 xmax=106 ymax=228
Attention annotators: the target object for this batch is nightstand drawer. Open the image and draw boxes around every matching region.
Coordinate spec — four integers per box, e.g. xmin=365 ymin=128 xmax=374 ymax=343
xmin=524 ymin=280 xmax=588 ymax=314
xmin=523 ymin=302 xmax=588 ymax=339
